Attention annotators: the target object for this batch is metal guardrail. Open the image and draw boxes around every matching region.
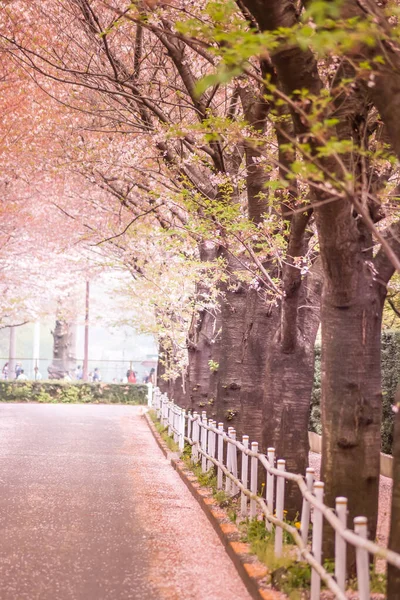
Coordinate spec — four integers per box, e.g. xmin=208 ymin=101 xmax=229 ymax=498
xmin=148 ymin=386 xmax=400 ymax=600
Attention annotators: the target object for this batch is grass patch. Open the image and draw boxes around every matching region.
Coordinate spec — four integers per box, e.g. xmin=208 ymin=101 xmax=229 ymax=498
xmin=238 ymin=519 xmax=311 ymax=597
xmin=149 ymin=410 xmax=179 ymax=452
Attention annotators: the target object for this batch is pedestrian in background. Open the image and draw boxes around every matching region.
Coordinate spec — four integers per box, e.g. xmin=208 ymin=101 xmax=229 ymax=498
xmin=33 ymin=366 xmax=42 ymax=380
xmin=2 ymin=362 xmax=8 ymax=380
xmin=148 ymin=368 xmax=155 ymax=384
xmin=17 ymin=369 xmax=28 ymax=381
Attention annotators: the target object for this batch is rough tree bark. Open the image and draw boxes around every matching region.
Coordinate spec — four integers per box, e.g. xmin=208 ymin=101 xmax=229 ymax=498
xmin=263 ymin=261 xmax=321 ymax=515
xmin=48 ymin=320 xmax=77 ymax=379
xmin=215 ymin=256 xmax=252 ymax=436
xmin=187 ymin=241 xmax=221 ymax=414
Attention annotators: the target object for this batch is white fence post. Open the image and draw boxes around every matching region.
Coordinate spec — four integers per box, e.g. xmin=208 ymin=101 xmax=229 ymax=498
xmin=207 ymin=419 xmax=214 ymax=471
xmin=217 ymin=423 xmax=224 ymax=489
xmin=300 ymin=467 xmax=315 ymax=545
xmin=161 ymin=396 xmax=165 ymax=424
xmin=155 ymin=388 xmax=161 ymax=417
xmin=354 ymin=517 xmax=370 ymax=600
xmin=225 ymin=427 xmax=233 ymax=495
xmin=191 ymin=412 xmax=199 ymax=462
xmin=250 ymin=442 xmax=258 ymax=518
xmin=241 ymin=435 xmax=249 ymax=517
xmin=266 ymin=447 xmax=275 ymax=531
xmin=275 ymin=459 xmax=286 ymax=557
xmin=311 ymin=481 xmax=324 ymax=600
xmin=230 ymin=429 xmax=238 ymax=495
xmin=168 ymin=401 xmax=173 ymax=436
xmin=201 ymin=411 xmax=207 ymax=472
xmin=335 ymin=497 xmax=347 ymax=592
xmin=162 ymin=395 xmax=167 ymax=425
xmin=179 ymin=409 xmax=185 ymax=451
xmin=147 ymin=383 xmax=153 ymax=406
xmin=212 ymin=421 xmax=217 ymax=468
xmin=173 ymin=406 xmax=179 ymax=443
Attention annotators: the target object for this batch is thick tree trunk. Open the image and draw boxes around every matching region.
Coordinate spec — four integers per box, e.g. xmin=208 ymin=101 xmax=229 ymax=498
xmin=215 ymin=282 xmax=273 ymax=442
xmin=388 ymin=398 xmax=400 ymax=599
xmin=215 ymin=272 xmax=248 ymax=435
xmin=187 ymin=307 xmax=220 ymax=413
xmin=320 ymin=252 xmax=385 ymax=563
xmin=187 ymin=242 xmax=221 ymax=414
xmin=238 ymin=288 xmax=274 ymax=445
xmin=262 ymin=265 xmax=321 ymax=515
xmin=48 ymin=320 xmax=76 ymax=379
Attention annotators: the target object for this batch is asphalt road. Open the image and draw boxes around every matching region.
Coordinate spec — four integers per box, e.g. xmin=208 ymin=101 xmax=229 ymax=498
xmin=0 ymin=404 xmax=252 ymax=600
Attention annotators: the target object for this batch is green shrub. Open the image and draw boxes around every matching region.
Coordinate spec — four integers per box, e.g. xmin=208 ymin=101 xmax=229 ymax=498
xmin=0 ymin=381 xmax=148 ymax=405
xmin=310 ymin=330 xmax=400 ymax=454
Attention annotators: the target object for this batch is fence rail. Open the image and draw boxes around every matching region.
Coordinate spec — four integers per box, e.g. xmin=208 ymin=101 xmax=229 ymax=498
xmin=148 ymin=386 xmax=400 ymax=600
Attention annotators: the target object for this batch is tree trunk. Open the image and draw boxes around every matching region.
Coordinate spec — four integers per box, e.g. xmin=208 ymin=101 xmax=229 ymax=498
xmin=187 ymin=306 xmax=221 ymax=413
xmin=187 ymin=242 xmax=221 ymax=414
xmin=215 ymin=266 xmax=249 ymax=435
xmin=262 ymin=264 xmax=321 ymax=515
xmin=170 ymin=373 xmax=189 ymax=408
xmin=48 ymin=319 xmax=77 ymax=379
xmin=388 ymin=397 xmax=400 ymax=599
xmin=320 ymin=251 xmax=385 ymax=563
xmin=238 ymin=288 xmax=274 ymax=445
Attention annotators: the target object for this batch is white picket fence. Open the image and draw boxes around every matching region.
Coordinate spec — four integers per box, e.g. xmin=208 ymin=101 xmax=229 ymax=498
xmin=147 ymin=385 xmax=400 ymax=599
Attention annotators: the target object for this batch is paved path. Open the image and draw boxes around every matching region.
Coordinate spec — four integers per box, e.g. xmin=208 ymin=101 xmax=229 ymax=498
xmin=0 ymin=404 xmax=252 ymax=600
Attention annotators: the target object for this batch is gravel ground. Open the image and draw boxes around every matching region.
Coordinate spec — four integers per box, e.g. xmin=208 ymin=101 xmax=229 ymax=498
xmin=308 ymin=452 xmax=393 ymax=547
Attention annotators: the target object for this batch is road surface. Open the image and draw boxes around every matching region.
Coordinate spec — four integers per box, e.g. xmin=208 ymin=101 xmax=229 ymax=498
xmin=0 ymin=404 xmax=252 ymax=600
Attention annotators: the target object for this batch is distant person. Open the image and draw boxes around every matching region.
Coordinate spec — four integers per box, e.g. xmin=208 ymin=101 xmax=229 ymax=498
xmin=64 ymin=372 xmax=72 ymax=382
xmin=143 ymin=371 xmax=149 ymax=383
xmin=75 ymin=365 xmax=83 ymax=380
xmin=148 ymin=367 xmax=155 ymax=384
xmin=17 ymin=369 xmax=28 ymax=381
xmin=93 ymin=368 xmax=101 ymax=382
xmin=88 ymin=372 xmax=93 ymax=382
xmin=2 ymin=362 xmax=8 ymax=380
xmin=15 ymin=362 xmax=22 ymax=379
xmin=128 ymin=370 xmax=136 ymax=384
xmin=33 ymin=366 xmax=42 ymax=381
